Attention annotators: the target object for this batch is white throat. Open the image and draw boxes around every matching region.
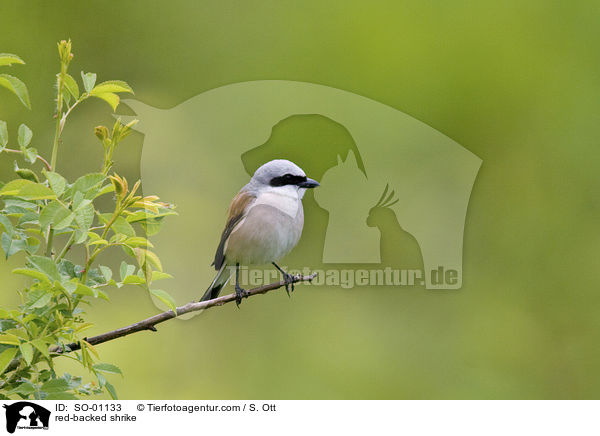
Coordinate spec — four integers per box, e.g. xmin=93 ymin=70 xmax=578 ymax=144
xmin=251 ymin=184 xmax=301 ymax=218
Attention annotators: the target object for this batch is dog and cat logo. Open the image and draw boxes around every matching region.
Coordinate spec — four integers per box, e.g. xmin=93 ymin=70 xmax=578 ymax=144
xmin=121 ymin=80 xmax=481 ymax=310
xmin=2 ymin=402 xmax=50 ymax=433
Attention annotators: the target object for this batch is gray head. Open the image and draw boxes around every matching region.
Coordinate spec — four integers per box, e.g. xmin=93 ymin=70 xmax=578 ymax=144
xmin=250 ymin=159 xmax=320 ymax=189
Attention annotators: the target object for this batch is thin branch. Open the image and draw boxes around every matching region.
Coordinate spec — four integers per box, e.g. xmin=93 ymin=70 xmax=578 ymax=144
xmin=3 ymin=148 xmax=52 ymax=171
xmin=2 ymin=273 xmax=316 ymax=376
xmin=55 ymin=232 xmax=75 ymax=262
xmin=50 ymin=273 xmax=317 ymax=354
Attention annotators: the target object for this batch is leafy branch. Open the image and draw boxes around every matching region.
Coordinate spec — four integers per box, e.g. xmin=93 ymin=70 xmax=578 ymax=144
xmin=0 ymin=41 xmax=175 ymax=400
xmin=0 ymin=273 xmax=316 ymax=379
xmin=0 ymin=39 xmax=315 ymax=401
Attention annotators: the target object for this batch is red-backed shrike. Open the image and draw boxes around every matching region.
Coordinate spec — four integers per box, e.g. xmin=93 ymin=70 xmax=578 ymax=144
xmin=200 ymin=159 xmax=319 ymax=305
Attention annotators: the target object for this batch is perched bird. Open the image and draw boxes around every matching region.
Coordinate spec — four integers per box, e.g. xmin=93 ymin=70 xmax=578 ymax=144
xmin=200 ymin=159 xmax=320 ymax=305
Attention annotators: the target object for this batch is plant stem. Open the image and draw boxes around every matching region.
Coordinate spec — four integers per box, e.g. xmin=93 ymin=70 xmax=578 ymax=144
xmin=56 ymin=232 xmax=75 ymax=261
xmin=100 ymin=212 xmax=119 ymax=240
xmin=81 ymin=245 xmax=91 ymax=284
xmin=60 ymin=97 xmax=84 ymax=126
xmin=81 ymin=206 xmax=121 ymax=283
xmin=45 ymin=227 xmax=54 ymax=257
xmin=46 ymin=60 xmax=68 ymax=257
xmin=50 ymin=65 xmax=66 ymax=171
xmin=3 ymin=148 xmax=52 ymax=171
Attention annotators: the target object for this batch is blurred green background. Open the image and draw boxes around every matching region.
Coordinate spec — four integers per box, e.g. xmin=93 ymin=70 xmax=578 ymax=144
xmin=1 ymin=0 xmax=599 ymax=399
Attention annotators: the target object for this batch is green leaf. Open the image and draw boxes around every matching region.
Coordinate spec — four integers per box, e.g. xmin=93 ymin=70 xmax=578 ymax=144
xmin=12 ymin=268 xmax=51 ymax=283
xmin=41 ymin=378 xmax=70 ymax=393
xmin=95 ymin=183 xmax=115 ymax=198
xmin=127 ymin=208 xmax=177 ymax=222
xmin=9 ymin=381 xmax=36 ymax=396
xmin=72 ymin=191 xmax=87 ymax=209
xmin=31 ymin=338 xmax=50 ymax=359
xmin=101 ymin=214 xmax=135 ymax=237
xmin=121 ymin=243 xmax=135 ymax=259
xmin=26 ymin=290 xmax=52 ymax=309
xmin=22 ymin=147 xmax=38 ymax=164
xmin=74 ymin=202 xmax=94 ymax=231
xmin=99 ymin=265 xmax=112 ymax=282
xmin=122 ymin=275 xmax=145 ymax=285
xmin=90 ymin=80 xmax=133 ymax=95
xmin=151 ymin=271 xmax=173 ymax=281
xmin=0 ymin=215 xmax=13 ymax=234
xmin=0 ymin=179 xmax=55 ymax=200
xmin=3 ymin=329 xmax=28 ymax=340
xmin=18 ymin=211 xmax=38 ymax=226
xmin=0 ymin=53 xmax=25 ymax=67
xmin=18 ymin=183 xmax=55 ymax=200
xmin=39 ymin=200 xmax=74 ymax=230
xmin=25 ymin=237 xmax=40 ymax=255
xmin=61 ymin=85 xmax=72 ymax=106
xmin=150 ymin=289 xmax=177 ymax=313
xmin=0 ymin=120 xmax=7 ymax=148
xmin=81 ymin=71 xmax=96 ymax=93
xmin=0 ymin=334 xmax=21 ymax=345
xmin=1 ymin=233 xmax=27 ymax=258
xmin=63 ymin=73 xmax=80 ymax=99
xmin=111 ymin=216 xmax=135 ymax=236
xmin=0 ymin=347 xmax=18 ymax=375
xmin=19 ymin=342 xmax=33 ymax=365
xmin=91 ymin=92 xmax=120 ymax=111
xmin=105 ymin=381 xmax=118 ymax=399
xmin=144 ymin=250 xmax=163 ymax=271
xmin=44 ymin=171 xmax=67 ymax=196
xmin=87 ymin=238 xmax=108 ymax=246
xmin=28 ymin=255 xmax=61 ymax=281
xmin=38 ymin=200 xmax=60 ymax=230
xmin=60 ymin=278 xmax=77 ymax=294
xmin=74 ymin=283 xmax=97 ymax=297
xmin=17 ymin=123 xmax=32 ymax=147
xmin=0 ymin=73 xmax=31 ymax=109
xmin=140 ymin=217 xmax=166 ymax=236
xmin=95 ymin=370 xmax=107 ymax=387
xmin=69 ymin=173 xmax=105 ymax=196
xmin=124 ymin=236 xmax=153 ymax=248
xmin=2 ymin=198 xmax=38 ymax=213
xmin=120 ymin=261 xmax=135 ymax=281
xmin=73 ymin=229 xmax=88 ymax=244
xmin=0 ymin=179 xmax=29 ymax=195
xmin=93 ymin=362 xmax=123 ymax=375
xmin=53 ymin=211 xmax=75 ymax=230
xmin=74 ymin=322 xmax=95 ymax=334
xmin=14 ymin=161 xmax=39 ymax=182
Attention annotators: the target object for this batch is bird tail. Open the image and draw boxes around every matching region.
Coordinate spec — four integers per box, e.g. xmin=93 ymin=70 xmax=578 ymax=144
xmin=200 ymin=262 xmax=231 ymax=301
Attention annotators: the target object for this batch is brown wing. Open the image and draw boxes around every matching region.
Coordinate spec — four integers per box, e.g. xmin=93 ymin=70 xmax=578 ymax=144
xmin=212 ymin=190 xmax=256 ymax=269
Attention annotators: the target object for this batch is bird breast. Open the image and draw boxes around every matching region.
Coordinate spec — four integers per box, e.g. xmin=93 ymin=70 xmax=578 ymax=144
xmin=225 ymin=188 xmax=304 ymax=265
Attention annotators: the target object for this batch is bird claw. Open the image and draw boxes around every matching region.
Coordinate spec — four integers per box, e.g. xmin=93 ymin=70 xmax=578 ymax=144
xmin=283 ymin=273 xmax=296 ymax=297
xmin=235 ymin=284 xmax=249 ymax=307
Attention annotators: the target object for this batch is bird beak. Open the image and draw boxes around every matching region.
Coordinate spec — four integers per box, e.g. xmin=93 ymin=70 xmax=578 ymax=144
xmin=298 ymin=178 xmax=320 ymax=188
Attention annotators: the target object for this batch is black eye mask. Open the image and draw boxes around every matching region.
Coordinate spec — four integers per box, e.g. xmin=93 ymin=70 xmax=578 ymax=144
xmin=269 ymin=174 xmax=308 ymax=187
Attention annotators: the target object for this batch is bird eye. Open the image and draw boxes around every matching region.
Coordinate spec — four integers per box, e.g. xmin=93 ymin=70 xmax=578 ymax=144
xmin=269 ymin=174 xmax=307 ymax=187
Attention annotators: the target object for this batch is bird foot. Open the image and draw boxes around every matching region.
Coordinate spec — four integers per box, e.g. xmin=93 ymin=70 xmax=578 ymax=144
xmin=282 ymin=272 xmax=297 ymax=297
xmin=235 ymin=284 xmax=249 ymax=307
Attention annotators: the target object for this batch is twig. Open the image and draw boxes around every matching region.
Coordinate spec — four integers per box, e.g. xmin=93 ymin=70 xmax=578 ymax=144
xmin=2 ymin=273 xmax=316 ymax=375
xmin=3 ymin=148 xmax=52 ymax=171
xmin=49 ymin=273 xmax=317 ymax=354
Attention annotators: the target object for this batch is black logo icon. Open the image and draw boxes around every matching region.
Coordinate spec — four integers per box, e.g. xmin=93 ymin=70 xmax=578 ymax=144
xmin=2 ymin=402 xmax=50 ymax=433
